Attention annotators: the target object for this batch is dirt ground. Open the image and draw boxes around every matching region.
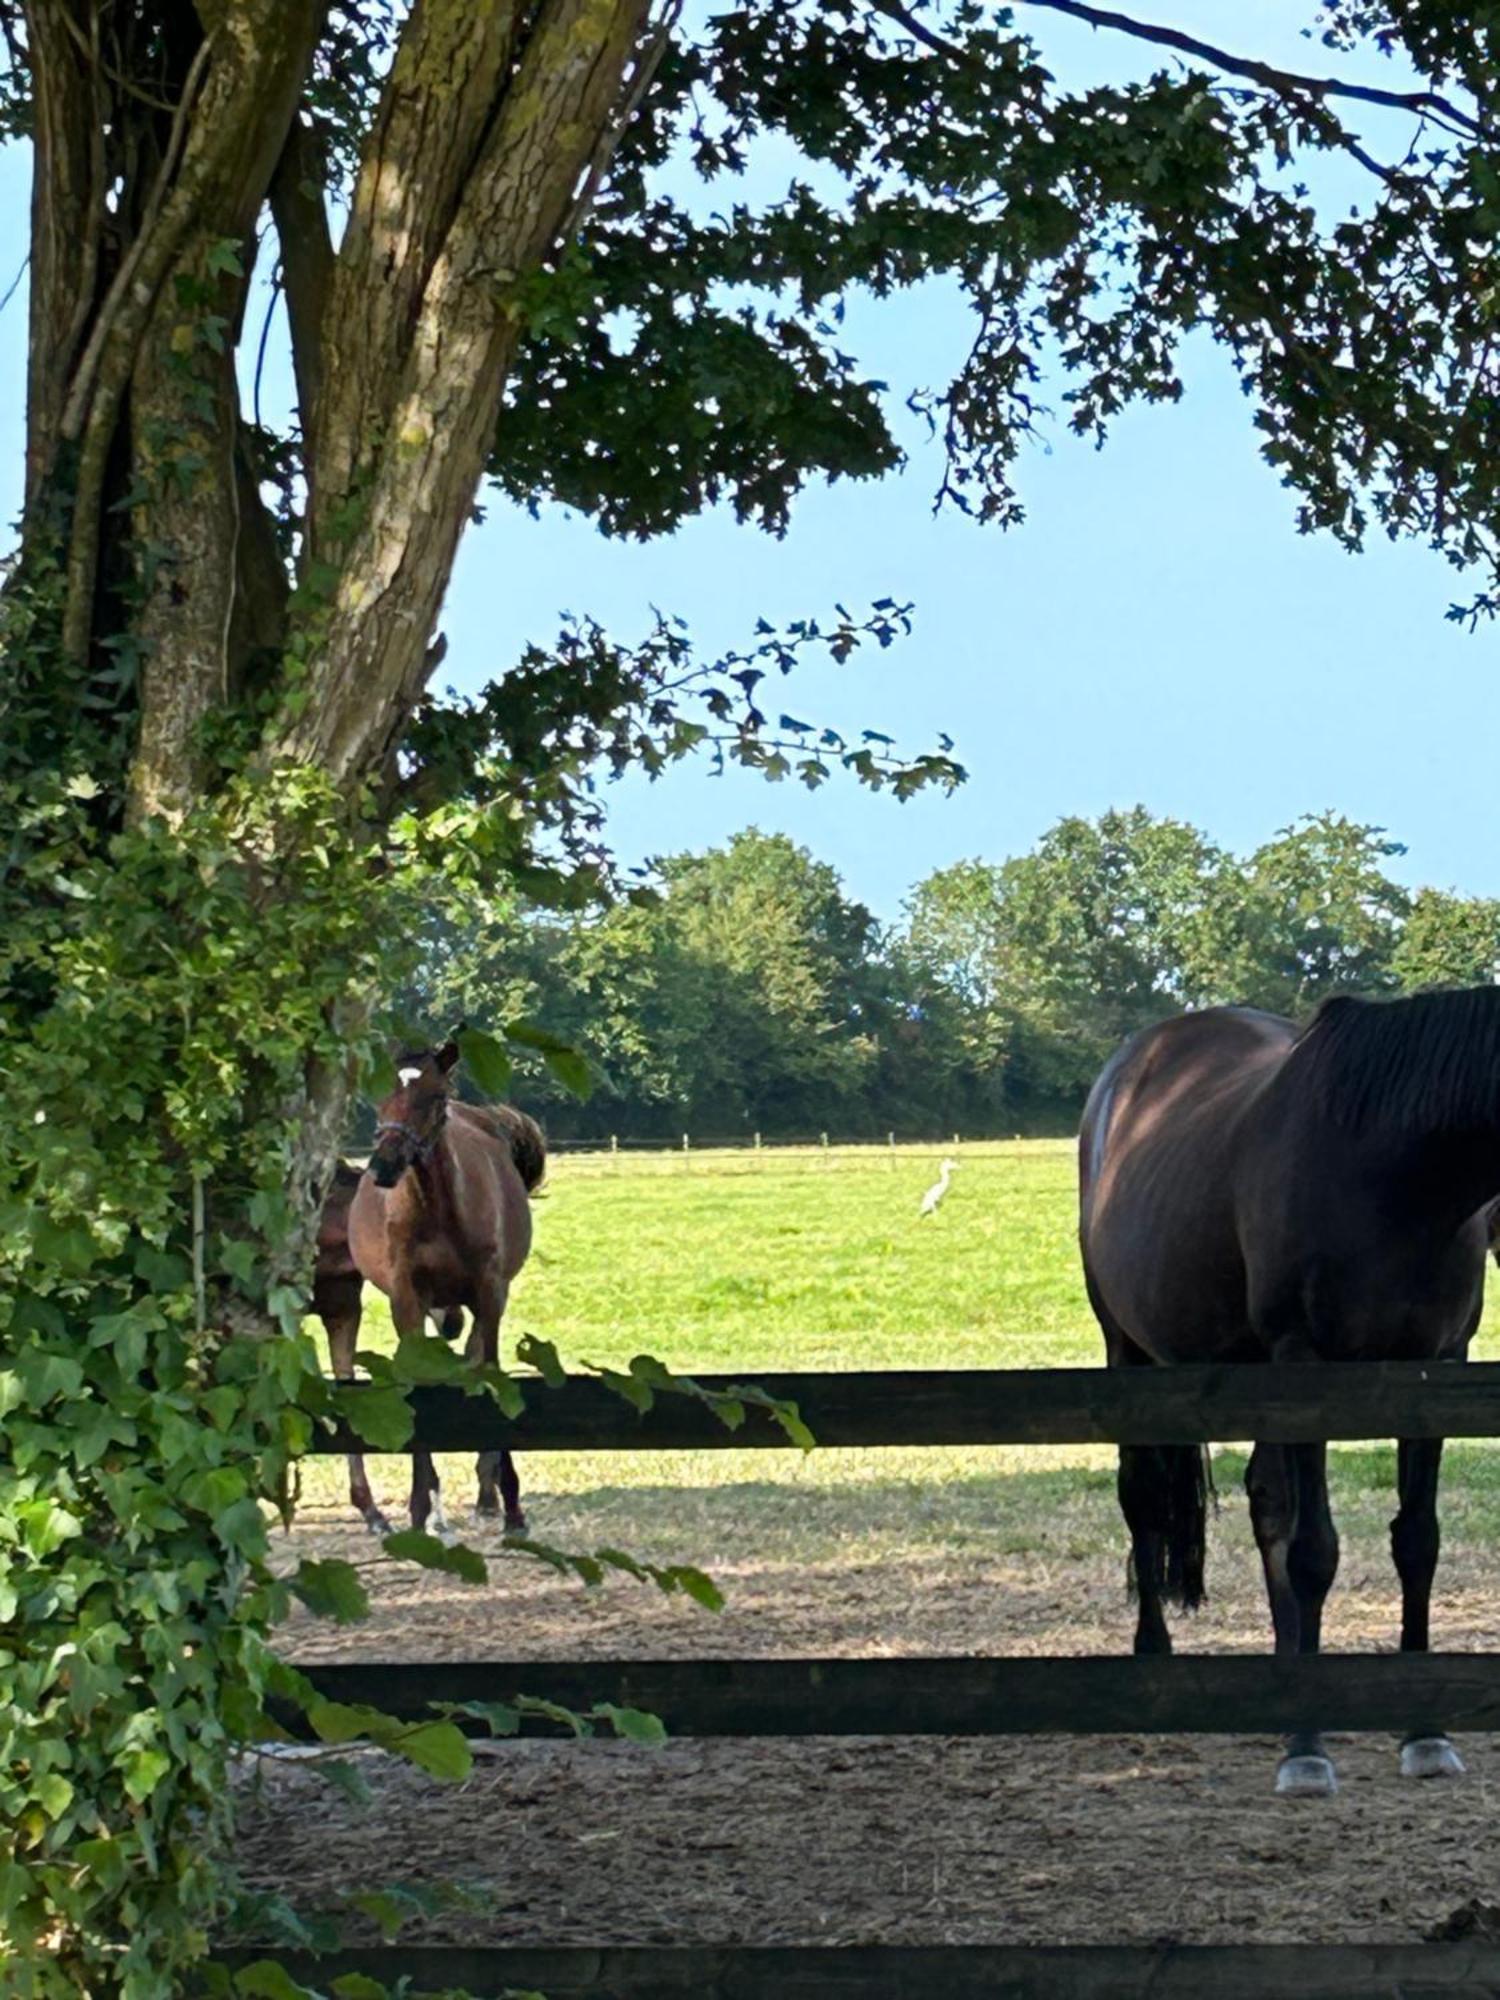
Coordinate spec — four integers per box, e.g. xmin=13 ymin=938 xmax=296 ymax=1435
xmin=232 ymin=1469 xmax=1500 ymax=1952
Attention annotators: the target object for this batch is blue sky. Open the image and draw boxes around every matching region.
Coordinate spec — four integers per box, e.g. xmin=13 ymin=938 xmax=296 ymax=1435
xmin=1 ymin=6 xmax=1490 ymax=924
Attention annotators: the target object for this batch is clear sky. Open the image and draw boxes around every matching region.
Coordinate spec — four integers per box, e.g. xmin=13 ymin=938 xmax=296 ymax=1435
xmin=2 ymin=6 xmax=1491 ymax=924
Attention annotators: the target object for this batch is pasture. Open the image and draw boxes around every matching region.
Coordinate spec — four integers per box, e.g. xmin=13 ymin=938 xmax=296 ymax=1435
xmin=244 ymin=1141 xmax=1500 ymax=1953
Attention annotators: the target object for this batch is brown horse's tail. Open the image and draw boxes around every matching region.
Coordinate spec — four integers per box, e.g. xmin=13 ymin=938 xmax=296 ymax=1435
xmin=464 ymin=1102 xmax=548 ymax=1192
xmin=1127 ymin=1445 xmax=1212 ymax=1612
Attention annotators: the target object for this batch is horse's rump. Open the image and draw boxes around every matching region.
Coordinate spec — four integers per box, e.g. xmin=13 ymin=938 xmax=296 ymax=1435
xmin=457 ymin=1100 xmax=547 ymax=1191
xmin=1079 ymin=1007 xmax=1300 ymax=1366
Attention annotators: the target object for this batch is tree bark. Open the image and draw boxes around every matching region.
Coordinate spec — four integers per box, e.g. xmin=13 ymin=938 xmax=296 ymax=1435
xmin=274 ymin=0 xmax=652 ymax=792
xmin=23 ymin=1 xmax=104 ymax=517
xmin=60 ymin=0 xmax=327 ymax=821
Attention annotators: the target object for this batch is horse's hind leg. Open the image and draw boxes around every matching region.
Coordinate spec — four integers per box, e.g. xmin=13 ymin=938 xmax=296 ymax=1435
xmin=468 ymin=1285 xmax=526 ymax=1534
xmin=1117 ymin=1447 xmax=1173 ymax=1655
xmin=387 ymin=1282 xmax=449 ymax=1539
xmin=1393 ymin=1437 xmax=1463 ymax=1779
xmin=1248 ymin=1441 xmax=1339 ymax=1797
xmin=323 ymin=1298 xmax=390 ymax=1537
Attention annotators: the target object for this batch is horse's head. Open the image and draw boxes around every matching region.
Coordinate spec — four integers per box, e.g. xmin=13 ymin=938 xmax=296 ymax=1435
xmin=368 ymin=1042 xmax=459 ymax=1187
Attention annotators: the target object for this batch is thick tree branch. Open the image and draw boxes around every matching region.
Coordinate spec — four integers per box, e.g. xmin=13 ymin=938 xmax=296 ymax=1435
xmin=268 ymin=113 xmax=333 ymax=470
xmin=277 ymin=0 xmax=655 ymax=786
xmin=871 ymin=0 xmax=1482 ymax=140
xmin=59 ymin=2 xmax=325 ymax=677
xmin=313 ymin=0 xmax=528 ymax=542
xmin=23 ymin=0 xmax=101 ymax=513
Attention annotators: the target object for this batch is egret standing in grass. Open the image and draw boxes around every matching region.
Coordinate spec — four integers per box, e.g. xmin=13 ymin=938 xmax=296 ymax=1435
xmin=919 ymin=1157 xmax=958 ymax=1218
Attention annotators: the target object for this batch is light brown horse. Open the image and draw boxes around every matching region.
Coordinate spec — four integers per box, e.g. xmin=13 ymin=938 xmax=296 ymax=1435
xmin=321 ymin=1044 xmax=545 ymax=1536
xmin=1080 ymin=992 xmax=1500 ymax=1798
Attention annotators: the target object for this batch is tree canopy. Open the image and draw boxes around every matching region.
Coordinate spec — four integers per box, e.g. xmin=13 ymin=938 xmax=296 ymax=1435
xmin=423 ymin=812 xmax=1496 ymax=1141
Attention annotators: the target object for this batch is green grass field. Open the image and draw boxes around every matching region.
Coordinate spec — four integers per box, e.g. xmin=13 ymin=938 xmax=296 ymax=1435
xmin=302 ymin=1140 xmax=1500 ymax=1577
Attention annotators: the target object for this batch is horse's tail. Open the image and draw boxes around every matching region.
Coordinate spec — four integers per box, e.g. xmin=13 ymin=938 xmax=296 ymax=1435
xmin=1127 ymin=1444 xmax=1212 ymax=1612
xmin=466 ymin=1102 xmax=548 ymax=1192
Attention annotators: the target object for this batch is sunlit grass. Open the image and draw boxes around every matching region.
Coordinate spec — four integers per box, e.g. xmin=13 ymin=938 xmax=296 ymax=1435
xmin=301 ymin=1140 xmax=1500 ymax=1545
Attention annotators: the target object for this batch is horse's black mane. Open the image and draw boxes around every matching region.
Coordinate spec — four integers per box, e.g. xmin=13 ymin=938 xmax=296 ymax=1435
xmin=1296 ymin=986 xmax=1500 ymax=1133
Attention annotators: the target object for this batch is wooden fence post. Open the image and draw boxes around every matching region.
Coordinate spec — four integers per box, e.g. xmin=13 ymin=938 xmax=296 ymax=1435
xmin=682 ymin=1133 xmax=690 ymax=1171
xmin=754 ymin=1131 xmax=762 ymax=1168
xmin=888 ymin=1131 xmax=896 ymax=1173
xmin=610 ymin=1134 xmax=619 ymax=1174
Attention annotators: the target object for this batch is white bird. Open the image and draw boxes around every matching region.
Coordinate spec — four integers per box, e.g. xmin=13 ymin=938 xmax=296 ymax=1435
xmin=919 ymin=1156 xmax=958 ymax=1218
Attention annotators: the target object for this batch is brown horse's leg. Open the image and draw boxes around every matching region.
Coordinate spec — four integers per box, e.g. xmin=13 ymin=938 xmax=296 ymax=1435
xmin=324 ymin=1300 xmax=390 ymax=1536
xmin=1248 ymin=1441 xmax=1339 ymax=1796
xmin=390 ymin=1283 xmax=447 ymax=1538
xmin=468 ymin=1286 xmax=526 ymax=1533
xmin=1393 ymin=1437 xmax=1463 ymax=1778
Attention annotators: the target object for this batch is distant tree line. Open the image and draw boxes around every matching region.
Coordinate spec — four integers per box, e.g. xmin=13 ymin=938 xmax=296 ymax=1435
xmin=413 ymin=812 xmax=1500 ymax=1140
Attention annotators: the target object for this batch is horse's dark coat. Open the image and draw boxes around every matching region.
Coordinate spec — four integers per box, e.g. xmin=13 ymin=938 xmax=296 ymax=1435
xmin=1079 ymin=990 xmax=1500 ymax=1786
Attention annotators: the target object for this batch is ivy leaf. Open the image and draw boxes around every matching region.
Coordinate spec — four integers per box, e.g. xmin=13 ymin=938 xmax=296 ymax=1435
xmin=382 ymin=1528 xmax=488 ymax=1585
xmin=121 ymin=1747 xmax=171 ymax=1803
xmin=348 ymin=1890 xmax=409 ymax=1942
xmin=390 ymin=1331 xmax=472 ymax=1385
xmin=667 ymin=1565 xmax=724 ymax=1612
xmin=516 ymin=1332 xmax=566 ymax=1387
xmin=392 ymin=1720 xmax=471 ymax=1781
xmin=16 ymin=1349 xmax=83 ymax=1408
xmin=34 ymin=1772 xmax=75 ymax=1819
xmin=305 ymin=1700 xmax=389 ymax=1746
xmin=205 ymin=237 xmax=245 ymax=277
xmin=292 ymin=1558 xmax=372 ymax=1625
xmin=333 ymin=1382 xmax=413 ymax=1451
xmin=450 ymin=1698 xmax=521 ymax=1736
xmin=331 ymin=1978 xmax=388 ymax=1999
xmin=593 ymin=1703 xmax=667 ymax=1746
xmin=457 ymin=1025 xmax=512 ymax=1097
xmin=233 ymin=1966 xmax=318 ymax=2000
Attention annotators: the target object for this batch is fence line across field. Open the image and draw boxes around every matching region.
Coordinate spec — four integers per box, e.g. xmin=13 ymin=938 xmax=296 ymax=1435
xmin=537 ymin=1132 xmax=1076 ymax=1174
xmin=275 ymin=1360 xmax=1500 ymax=1995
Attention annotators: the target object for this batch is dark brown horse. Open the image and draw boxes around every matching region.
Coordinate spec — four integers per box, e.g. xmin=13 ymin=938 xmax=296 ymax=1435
xmin=1080 ymin=990 xmax=1500 ymax=1797
xmin=312 ymin=1160 xmax=392 ymax=1533
xmin=317 ymin=1045 xmax=545 ymax=1536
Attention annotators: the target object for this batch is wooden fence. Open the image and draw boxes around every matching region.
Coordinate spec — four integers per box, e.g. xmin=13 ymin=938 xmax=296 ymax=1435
xmin=223 ymin=1361 xmax=1500 ymax=1996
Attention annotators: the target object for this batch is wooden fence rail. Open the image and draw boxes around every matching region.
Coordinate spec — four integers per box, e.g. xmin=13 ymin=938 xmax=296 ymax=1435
xmin=320 ymin=1359 xmax=1500 ymax=1452
xmin=208 ymin=1941 xmax=1500 ymax=1998
xmin=269 ymin=1363 xmax=1500 ymax=1994
xmin=282 ymin=1652 xmax=1500 ymax=1741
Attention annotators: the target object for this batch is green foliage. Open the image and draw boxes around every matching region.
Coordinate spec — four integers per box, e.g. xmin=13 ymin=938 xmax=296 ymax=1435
xmin=423 ymin=809 xmax=1500 ymax=1143
xmin=1394 ymin=887 xmax=1500 ymax=991
xmin=0 ymin=762 xmax=400 ymax=1992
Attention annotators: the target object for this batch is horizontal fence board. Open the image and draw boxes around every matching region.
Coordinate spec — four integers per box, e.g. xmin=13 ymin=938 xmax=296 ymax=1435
xmin=279 ymin=1653 xmax=1500 ymax=1739
xmin=319 ymin=1360 xmax=1500 ymax=1453
xmin=206 ymin=1941 xmax=1500 ymax=1997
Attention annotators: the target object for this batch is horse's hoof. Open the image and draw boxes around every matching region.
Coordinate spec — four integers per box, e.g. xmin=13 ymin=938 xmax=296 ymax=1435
xmin=1401 ymin=1735 xmax=1465 ymax=1780
xmin=364 ymin=1512 xmax=392 ymax=1538
xmin=503 ymin=1511 xmax=528 ymax=1538
xmin=1276 ymin=1753 xmax=1338 ymax=1798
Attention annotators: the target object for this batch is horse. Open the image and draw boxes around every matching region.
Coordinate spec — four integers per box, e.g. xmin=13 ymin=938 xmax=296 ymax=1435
xmin=318 ymin=1044 xmax=546 ymax=1537
xmin=1079 ymin=989 xmax=1500 ymax=1798
xmin=312 ymin=1160 xmax=393 ymax=1535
